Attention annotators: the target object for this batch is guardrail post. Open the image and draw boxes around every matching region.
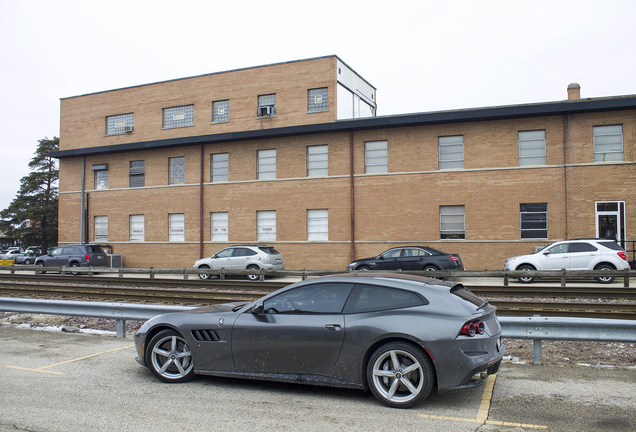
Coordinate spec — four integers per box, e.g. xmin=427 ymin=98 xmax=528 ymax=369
xmin=150 ymin=267 xmax=155 ymax=279
xmin=560 ymin=269 xmax=566 ymax=287
xmin=116 ymin=319 xmax=126 ymax=338
xmin=533 ymin=340 xmax=542 ymax=365
xmin=624 ymin=269 xmax=630 ymax=288
xmin=10 ymin=265 xmax=15 ymax=275
xmin=503 ymin=273 xmax=508 ymax=286
xmin=219 ymin=268 xmax=225 ymax=280
xmin=302 ymin=269 xmax=307 ymax=281
xmin=89 ymin=266 xmax=94 ymax=277
xmin=183 ymin=268 xmax=188 ymax=280
xmin=119 ymin=268 xmax=123 ymax=278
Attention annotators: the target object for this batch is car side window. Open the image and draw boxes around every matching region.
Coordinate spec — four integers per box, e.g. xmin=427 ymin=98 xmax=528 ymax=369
xmin=262 ymin=283 xmax=354 ymax=314
xmin=547 ymin=243 xmax=569 ymax=254
xmin=215 ymin=249 xmax=233 ymax=258
xmin=51 ymin=248 xmax=62 ymax=257
xmin=61 ymin=247 xmax=75 ymax=255
xmin=234 ymin=248 xmax=256 ymax=257
xmin=382 ymin=249 xmax=402 ymax=259
xmin=346 ymin=284 xmax=425 ymax=313
xmin=569 ymin=243 xmax=597 ymax=253
xmin=72 ymin=247 xmax=84 ymax=254
xmin=404 ymin=248 xmax=428 ymax=257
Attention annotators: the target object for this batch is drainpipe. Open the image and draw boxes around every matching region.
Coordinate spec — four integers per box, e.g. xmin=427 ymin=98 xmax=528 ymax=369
xmin=349 ymin=131 xmax=355 ymax=261
xmin=199 ymin=144 xmax=204 ymax=259
xmin=563 ymin=116 xmax=569 ymax=239
xmin=80 ymin=156 xmax=86 ymax=243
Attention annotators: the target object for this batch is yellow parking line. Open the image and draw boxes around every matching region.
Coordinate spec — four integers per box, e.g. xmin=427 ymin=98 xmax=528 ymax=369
xmin=418 ymin=373 xmax=548 ymax=429
xmin=4 ymin=345 xmax=134 ymax=375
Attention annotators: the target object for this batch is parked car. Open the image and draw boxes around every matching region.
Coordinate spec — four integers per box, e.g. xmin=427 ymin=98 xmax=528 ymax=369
xmin=34 ymin=244 xmax=108 ymax=274
xmin=0 ymin=249 xmax=24 ymax=260
xmin=504 ymin=239 xmax=630 ymax=284
xmin=134 ymin=273 xmax=504 ymax=408
xmin=25 ymin=246 xmax=42 ymax=255
xmin=14 ymin=251 xmax=37 ymax=265
xmin=193 ymin=245 xmax=284 ymax=281
xmin=347 ymin=246 xmax=463 ymax=273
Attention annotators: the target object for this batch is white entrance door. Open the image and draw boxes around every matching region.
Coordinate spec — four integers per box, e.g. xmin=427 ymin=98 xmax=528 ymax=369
xmin=595 ymin=201 xmax=626 ymax=249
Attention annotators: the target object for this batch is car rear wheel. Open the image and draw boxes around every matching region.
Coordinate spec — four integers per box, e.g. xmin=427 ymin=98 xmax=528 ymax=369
xmin=517 ymin=264 xmax=535 ymax=283
xmin=197 ymin=265 xmax=212 ymax=280
xmin=37 ymin=261 xmax=46 ymax=274
xmin=422 ymin=265 xmax=442 ymax=279
xmin=594 ymin=263 xmax=615 ymax=284
xmin=145 ymin=329 xmax=194 ymax=383
xmin=357 ymin=265 xmax=371 ymax=271
xmin=24 ymin=259 xmax=32 ymax=265
xmin=367 ymin=341 xmax=434 ymax=408
xmin=247 ymin=265 xmax=260 ymax=281
xmin=70 ymin=262 xmax=80 ymax=276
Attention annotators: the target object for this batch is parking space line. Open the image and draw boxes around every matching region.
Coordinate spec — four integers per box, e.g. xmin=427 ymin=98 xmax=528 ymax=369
xmin=4 ymin=345 xmax=134 ymax=375
xmin=418 ymin=374 xmax=548 ymax=429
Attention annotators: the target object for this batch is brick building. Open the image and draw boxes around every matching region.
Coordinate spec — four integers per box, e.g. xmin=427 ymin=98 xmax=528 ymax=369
xmin=52 ymin=55 xmax=635 ymax=270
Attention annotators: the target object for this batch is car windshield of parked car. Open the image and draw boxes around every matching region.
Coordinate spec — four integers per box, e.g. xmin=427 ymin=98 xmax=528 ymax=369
xmin=263 ymin=283 xmax=354 ymax=314
xmin=349 ymin=284 xmax=426 ymax=313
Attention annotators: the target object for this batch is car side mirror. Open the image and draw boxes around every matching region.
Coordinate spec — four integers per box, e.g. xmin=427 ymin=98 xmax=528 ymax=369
xmin=251 ymin=302 xmax=264 ymax=314
xmin=377 ymin=255 xmax=384 ymax=260
xmin=543 ymin=251 xmax=549 ymax=255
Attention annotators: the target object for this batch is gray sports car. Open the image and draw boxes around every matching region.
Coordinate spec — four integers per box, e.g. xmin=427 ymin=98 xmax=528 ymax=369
xmin=134 ymin=273 xmax=504 ymax=408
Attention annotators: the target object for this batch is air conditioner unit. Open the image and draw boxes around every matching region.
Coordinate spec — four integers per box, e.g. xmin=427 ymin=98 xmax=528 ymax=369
xmin=125 ymin=126 xmax=134 ymax=133
xmin=258 ymin=106 xmax=273 ymax=116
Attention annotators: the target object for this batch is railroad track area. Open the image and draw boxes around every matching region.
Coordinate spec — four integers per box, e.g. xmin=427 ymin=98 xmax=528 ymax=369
xmin=1 ymin=274 xmax=635 ymax=319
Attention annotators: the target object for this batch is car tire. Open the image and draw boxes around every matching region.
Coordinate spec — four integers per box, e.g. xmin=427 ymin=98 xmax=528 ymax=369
xmin=24 ymin=259 xmax=32 ymax=265
xmin=70 ymin=262 xmax=80 ymax=276
xmin=37 ymin=261 xmax=46 ymax=274
xmin=357 ymin=265 xmax=371 ymax=271
xmin=197 ymin=265 xmax=212 ymax=280
xmin=517 ymin=264 xmax=535 ymax=283
xmin=367 ymin=341 xmax=434 ymax=409
xmin=246 ymin=265 xmax=260 ymax=281
xmin=594 ymin=263 xmax=615 ymax=284
xmin=145 ymin=329 xmax=194 ymax=383
xmin=422 ymin=265 xmax=442 ymax=279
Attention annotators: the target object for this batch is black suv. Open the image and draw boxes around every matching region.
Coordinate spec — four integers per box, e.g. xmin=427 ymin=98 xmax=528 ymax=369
xmin=35 ymin=244 xmax=109 ymax=274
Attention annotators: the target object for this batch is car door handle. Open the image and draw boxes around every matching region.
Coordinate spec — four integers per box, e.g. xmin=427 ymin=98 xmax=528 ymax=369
xmin=325 ymin=324 xmax=341 ymax=331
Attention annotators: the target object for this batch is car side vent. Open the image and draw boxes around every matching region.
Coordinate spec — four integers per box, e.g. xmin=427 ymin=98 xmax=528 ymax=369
xmin=191 ymin=330 xmax=220 ymax=342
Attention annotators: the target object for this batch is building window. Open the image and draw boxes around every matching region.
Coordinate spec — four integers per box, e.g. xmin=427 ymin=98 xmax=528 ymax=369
xmin=163 ymin=104 xmax=194 ymax=129
xmin=92 ymin=164 xmax=108 ymax=190
xmin=106 ymin=113 xmax=133 ymax=135
xmin=94 ymin=216 xmax=108 ymax=242
xmin=169 ymin=213 xmax=185 ymax=241
xmin=129 ymin=160 xmax=145 ymax=188
xmin=211 ymin=212 xmax=228 ymax=241
xmin=439 ymin=136 xmax=464 ymax=170
xmin=519 ymin=130 xmax=546 ymax=166
xmin=307 ymin=145 xmax=328 ymax=177
xmin=257 ymin=149 xmax=276 ymax=179
xmin=440 ymin=205 xmax=465 ymax=239
xmin=211 ymin=153 xmax=229 ymax=182
xmin=520 ymin=203 xmax=547 ymax=239
xmin=308 ymin=88 xmax=328 ymax=112
xmin=257 ymin=210 xmax=276 ymax=241
xmin=257 ymin=94 xmax=276 ymax=116
xmin=212 ymin=100 xmax=229 ymax=123
xmin=307 ymin=209 xmax=328 ymax=241
xmin=365 ymin=141 xmax=388 ymax=173
xmin=593 ymin=125 xmax=623 ymax=162
xmin=169 ymin=157 xmax=185 ymax=185
xmin=130 ymin=215 xmax=144 ymax=242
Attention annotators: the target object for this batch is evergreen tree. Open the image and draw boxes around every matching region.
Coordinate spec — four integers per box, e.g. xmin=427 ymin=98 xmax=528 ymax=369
xmin=0 ymin=137 xmax=59 ymax=252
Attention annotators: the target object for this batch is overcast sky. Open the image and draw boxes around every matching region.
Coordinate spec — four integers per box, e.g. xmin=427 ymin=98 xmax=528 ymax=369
xmin=1 ymin=0 xmax=635 ymax=211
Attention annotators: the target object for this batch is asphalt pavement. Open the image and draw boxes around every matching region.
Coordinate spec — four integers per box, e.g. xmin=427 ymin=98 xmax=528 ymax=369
xmin=1 ymin=325 xmax=634 ymax=432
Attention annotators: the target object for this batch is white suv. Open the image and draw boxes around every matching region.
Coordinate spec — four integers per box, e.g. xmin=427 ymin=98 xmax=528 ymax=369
xmin=504 ymin=239 xmax=629 ymax=284
xmin=194 ymin=245 xmax=284 ymax=281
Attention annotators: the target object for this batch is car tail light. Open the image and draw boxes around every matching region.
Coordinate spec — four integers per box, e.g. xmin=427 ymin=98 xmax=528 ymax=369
xmin=449 ymin=255 xmax=460 ymax=262
xmin=460 ymin=320 xmax=485 ymax=337
xmin=84 ymin=254 xmax=90 ymax=262
xmin=618 ymin=251 xmax=627 ymax=261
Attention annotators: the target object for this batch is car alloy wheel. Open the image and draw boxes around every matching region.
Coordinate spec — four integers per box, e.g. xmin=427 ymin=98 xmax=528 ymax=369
xmin=516 ymin=264 xmax=535 ymax=283
xmin=37 ymin=262 xmax=46 ymax=274
xmin=197 ymin=265 xmax=212 ymax=280
xmin=146 ymin=329 xmax=194 ymax=383
xmin=247 ymin=265 xmax=260 ymax=281
xmin=594 ymin=264 xmax=615 ymax=284
xmin=367 ymin=341 xmax=433 ymax=408
xmin=70 ymin=262 xmax=80 ymax=276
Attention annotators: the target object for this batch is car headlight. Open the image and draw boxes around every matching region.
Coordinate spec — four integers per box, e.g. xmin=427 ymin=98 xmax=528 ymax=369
xmin=348 ymin=262 xmax=357 ymax=269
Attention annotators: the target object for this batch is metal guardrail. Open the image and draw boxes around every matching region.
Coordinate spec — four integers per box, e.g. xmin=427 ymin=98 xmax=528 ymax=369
xmin=1 ymin=297 xmax=635 ymax=366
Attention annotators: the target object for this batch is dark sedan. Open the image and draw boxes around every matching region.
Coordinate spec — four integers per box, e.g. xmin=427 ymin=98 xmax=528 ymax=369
xmin=347 ymin=246 xmax=463 ymax=273
xmin=134 ymin=273 xmax=503 ymax=408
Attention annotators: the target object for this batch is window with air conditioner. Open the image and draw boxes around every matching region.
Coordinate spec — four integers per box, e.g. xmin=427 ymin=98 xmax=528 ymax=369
xmin=258 ymin=94 xmax=276 ymax=116
xmin=106 ymin=113 xmax=133 ymax=136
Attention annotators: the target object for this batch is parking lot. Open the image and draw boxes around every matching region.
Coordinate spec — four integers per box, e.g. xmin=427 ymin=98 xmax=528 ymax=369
xmin=1 ymin=325 xmax=634 ymax=432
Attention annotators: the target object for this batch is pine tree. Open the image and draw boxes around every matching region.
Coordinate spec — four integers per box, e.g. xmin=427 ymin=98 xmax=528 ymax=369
xmin=0 ymin=137 xmax=59 ymax=252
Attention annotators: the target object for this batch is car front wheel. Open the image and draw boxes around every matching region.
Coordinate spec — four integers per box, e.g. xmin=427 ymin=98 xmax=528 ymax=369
xmin=517 ymin=264 xmax=536 ymax=283
xmin=197 ymin=265 xmax=212 ymax=280
xmin=37 ymin=261 xmax=46 ymax=274
xmin=70 ymin=262 xmax=80 ymax=276
xmin=367 ymin=341 xmax=434 ymax=408
xmin=145 ymin=329 xmax=194 ymax=383
xmin=594 ymin=263 xmax=615 ymax=284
